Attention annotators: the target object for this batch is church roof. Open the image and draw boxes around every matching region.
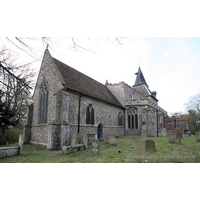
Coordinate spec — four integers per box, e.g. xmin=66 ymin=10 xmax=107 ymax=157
xmin=134 ymin=67 xmax=148 ymax=87
xmin=53 ymin=57 xmax=123 ymax=108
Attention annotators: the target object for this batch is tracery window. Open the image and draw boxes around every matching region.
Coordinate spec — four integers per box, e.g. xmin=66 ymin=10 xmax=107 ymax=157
xmin=86 ymin=104 xmax=94 ymax=125
xmin=38 ymin=78 xmax=49 ymax=124
xmin=128 ymin=108 xmax=138 ymax=129
xmin=118 ymin=112 xmax=122 ymax=125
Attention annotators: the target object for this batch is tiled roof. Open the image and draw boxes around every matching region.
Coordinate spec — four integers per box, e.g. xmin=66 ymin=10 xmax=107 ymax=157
xmin=53 ymin=58 xmax=123 ymax=108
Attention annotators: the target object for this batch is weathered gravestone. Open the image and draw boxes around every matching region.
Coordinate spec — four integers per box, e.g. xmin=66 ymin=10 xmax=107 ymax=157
xmin=18 ymin=134 xmax=23 ymax=155
xmin=168 ymin=130 xmax=177 ymax=143
xmin=79 ymin=134 xmax=88 ymax=149
xmin=175 ymin=128 xmax=182 ymax=144
xmin=158 ymin=128 xmax=167 ymax=137
xmin=195 ymin=131 xmax=200 ymax=142
xmin=104 ymin=136 xmax=117 ymax=145
xmin=71 ymin=133 xmax=78 ymax=146
xmin=91 ymin=139 xmax=99 ymax=156
xmin=133 ymin=141 xmax=146 ymax=163
xmin=175 ymin=128 xmax=182 ymax=139
xmin=145 ymin=140 xmax=156 ymax=152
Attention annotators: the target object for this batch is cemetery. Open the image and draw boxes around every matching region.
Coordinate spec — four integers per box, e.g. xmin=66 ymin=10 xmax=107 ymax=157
xmin=1 ymin=130 xmax=200 ymax=163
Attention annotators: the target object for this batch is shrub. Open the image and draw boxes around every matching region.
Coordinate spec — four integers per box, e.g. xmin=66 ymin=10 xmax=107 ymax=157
xmin=0 ymin=127 xmax=23 ymax=145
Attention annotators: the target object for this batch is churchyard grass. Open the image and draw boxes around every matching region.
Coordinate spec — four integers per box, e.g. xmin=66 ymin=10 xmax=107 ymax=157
xmin=0 ymin=135 xmax=200 ymax=163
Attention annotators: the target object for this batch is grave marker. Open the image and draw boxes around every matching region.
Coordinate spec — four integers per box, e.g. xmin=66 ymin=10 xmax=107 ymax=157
xmin=18 ymin=134 xmax=23 ymax=155
xmin=168 ymin=130 xmax=177 ymax=143
xmin=145 ymin=140 xmax=156 ymax=152
xmin=196 ymin=131 xmax=200 ymax=142
xmin=91 ymin=139 xmax=99 ymax=156
xmin=133 ymin=141 xmax=146 ymax=163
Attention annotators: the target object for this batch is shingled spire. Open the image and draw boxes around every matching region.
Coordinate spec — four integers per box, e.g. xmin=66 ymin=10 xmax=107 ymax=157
xmin=134 ymin=67 xmax=148 ymax=87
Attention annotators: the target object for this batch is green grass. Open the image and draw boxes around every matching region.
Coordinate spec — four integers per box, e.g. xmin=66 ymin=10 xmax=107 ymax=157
xmin=0 ymin=135 xmax=200 ymax=163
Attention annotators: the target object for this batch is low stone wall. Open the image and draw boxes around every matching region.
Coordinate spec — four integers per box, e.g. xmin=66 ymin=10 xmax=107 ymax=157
xmin=0 ymin=134 xmax=23 ymax=158
xmin=0 ymin=146 xmax=20 ymax=158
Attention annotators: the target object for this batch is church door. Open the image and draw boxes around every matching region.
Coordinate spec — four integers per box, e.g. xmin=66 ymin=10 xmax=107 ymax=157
xmin=97 ymin=123 xmax=103 ymax=139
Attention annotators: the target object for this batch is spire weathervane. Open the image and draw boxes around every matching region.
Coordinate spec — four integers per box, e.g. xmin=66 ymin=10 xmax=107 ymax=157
xmin=138 ymin=60 xmax=140 ymax=68
xmin=46 ymin=44 xmax=49 ymax=49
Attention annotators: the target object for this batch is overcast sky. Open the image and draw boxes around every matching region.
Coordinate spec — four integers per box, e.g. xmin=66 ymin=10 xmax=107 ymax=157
xmin=3 ymin=37 xmax=200 ymax=115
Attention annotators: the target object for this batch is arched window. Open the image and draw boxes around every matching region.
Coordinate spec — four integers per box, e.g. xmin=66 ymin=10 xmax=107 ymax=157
xmin=135 ymin=114 xmax=138 ymax=129
xmin=118 ymin=112 xmax=122 ymax=125
xmin=128 ymin=109 xmax=138 ymax=130
xmin=86 ymin=104 xmax=94 ymax=125
xmin=91 ymin=107 xmax=94 ymax=125
xmin=38 ymin=78 xmax=48 ymax=124
xmin=131 ymin=114 xmax=134 ymax=129
xmin=128 ymin=115 xmax=131 ymax=128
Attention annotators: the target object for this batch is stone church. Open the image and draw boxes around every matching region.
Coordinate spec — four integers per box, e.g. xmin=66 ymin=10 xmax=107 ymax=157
xmin=23 ymin=49 xmax=167 ymax=149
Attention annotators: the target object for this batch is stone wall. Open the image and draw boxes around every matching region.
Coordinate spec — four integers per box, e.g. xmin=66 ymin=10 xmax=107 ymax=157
xmin=30 ymin=50 xmax=65 ymax=146
xmin=68 ymin=91 xmax=125 ymax=138
xmin=0 ymin=146 xmax=20 ymax=158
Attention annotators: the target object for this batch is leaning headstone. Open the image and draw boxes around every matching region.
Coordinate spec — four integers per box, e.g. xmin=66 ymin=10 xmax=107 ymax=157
xmin=133 ymin=141 xmax=146 ymax=163
xmin=145 ymin=140 xmax=156 ymax=152
xmin=168 ymin=130 xmax=177 ymax=143
xmin=18 ymin=134 xmax=23 ymax=155
xmin=79 ymin=134 xmax=88 ymax=149
xmin=91 ymin=139 xmax=99 ymax=156
xmin=195 ymin=131 xmax=200 ymax=142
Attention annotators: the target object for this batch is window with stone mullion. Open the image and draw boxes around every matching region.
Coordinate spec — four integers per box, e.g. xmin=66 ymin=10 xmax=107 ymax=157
xmin=38 ymin=79 xmax=49 ymax=124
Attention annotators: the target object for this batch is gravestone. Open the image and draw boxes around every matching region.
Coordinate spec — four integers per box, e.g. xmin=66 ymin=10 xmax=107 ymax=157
xmin=195 ymin=131 xmax=200 ymax=142
xmin=159 ymin=128 xmax=167 ymax=137
xmin=79 ymin=134 xmax=88 ymax=149
xmin=104 ymin=136 xmax=117 ymax=145
xmin=145 ymin=140 xmax=156 ymax=152
xmin=175 ymin=128 xmax=182 ymax=139
xmin=91 ymin=139 xmax=99 ymax=156
xmin=71 ymin=133 xmax=78 ymax=146
xmin=175 ymin=128 xmax=182 ymax=144
xmin=18 ymin=134 xmax=23 ymax=155
xmin=168 ymin=130 xmax=177 ymax=143
xmin=133 ymin=141 xmax=146 ymax=163
xmin=62 ymin=146 xmax=67 ymax=155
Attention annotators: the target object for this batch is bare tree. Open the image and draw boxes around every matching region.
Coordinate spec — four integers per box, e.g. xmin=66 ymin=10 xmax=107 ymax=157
xmin=0 ymin=49 xmax=36 ymax=129
xmin=185 ymin=93 xmax=200 ymax=114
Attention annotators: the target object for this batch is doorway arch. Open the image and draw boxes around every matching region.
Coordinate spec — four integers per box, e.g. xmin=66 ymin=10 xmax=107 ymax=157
xmin=97 ymin=123 xmax=103 ymax=139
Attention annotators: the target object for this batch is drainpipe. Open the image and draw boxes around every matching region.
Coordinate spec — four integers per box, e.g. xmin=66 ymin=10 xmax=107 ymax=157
xmin=78 ymin=94 xmax=83 ymax=133
xmin=156 ymin=109 xmax=158 ymax=137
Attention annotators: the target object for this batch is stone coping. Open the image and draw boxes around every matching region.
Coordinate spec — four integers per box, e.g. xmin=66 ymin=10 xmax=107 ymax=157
xmin=71 ymin=144 xmax=84 ymax=148
xmin=0 ymin=146 xmax=19 ymax=150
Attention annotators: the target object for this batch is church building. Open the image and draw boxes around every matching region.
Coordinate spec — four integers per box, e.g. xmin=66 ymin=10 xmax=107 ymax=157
xmin=23 ymin=49 xmax=167 ymax=149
